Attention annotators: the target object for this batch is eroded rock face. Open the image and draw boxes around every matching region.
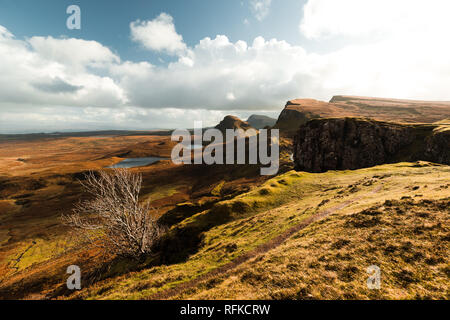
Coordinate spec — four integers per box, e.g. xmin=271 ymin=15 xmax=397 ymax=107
xmin=274 ymin=99 xmax=325 ymax=135
xmin=424 ymin=128 xmax=450 ymax=164
xmin=293 ymin=118 xmax=449 ymax=172
xmin=275 ymin=96 xmax=450 ymax=136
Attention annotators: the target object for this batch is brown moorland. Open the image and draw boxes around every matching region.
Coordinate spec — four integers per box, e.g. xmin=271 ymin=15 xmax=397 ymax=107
xmin=0 ymin=96 xmax=449 ymax=300
xmin=0 ymin=132 xmax=284 ymax=299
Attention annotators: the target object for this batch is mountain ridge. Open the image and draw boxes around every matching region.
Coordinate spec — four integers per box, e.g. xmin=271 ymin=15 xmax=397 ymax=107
xmin=275 ymin=95 xmax=450 ymax=135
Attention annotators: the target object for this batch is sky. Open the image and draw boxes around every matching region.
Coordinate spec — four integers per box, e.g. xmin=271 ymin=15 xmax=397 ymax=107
xmin=1 ymin=0 xmax=450 ymax=133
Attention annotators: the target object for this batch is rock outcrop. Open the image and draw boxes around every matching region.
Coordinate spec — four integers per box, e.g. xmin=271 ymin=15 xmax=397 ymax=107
xmin=275 ymin=96 xmax=450 ymax=136
xmin=293 ymin=118 xmax=450 ymax=172
xmin=215 ymin=115 xmax=254 ymax=133
xmin=424 ymin=123 xmax=450 ymax=165
xmin=274 ymin=99 xmax=327 ymax=135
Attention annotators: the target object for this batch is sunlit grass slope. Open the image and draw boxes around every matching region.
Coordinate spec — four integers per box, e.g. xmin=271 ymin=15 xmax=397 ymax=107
xmin=69 ymin=162 xmax=449 ymax=300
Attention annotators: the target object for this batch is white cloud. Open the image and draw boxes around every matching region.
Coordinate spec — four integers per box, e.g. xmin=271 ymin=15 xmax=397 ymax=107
xmin=0 ymin=28 xmax=127 ymax=110
xmin=3 ymin=2 xmax=450 ymax=133
xmin=298 ymin=0 xmax=450 ymax=99
xmin=300 ymin=0 xmax=449 ymax=39
xmin=28 ymin=36 xmax=120 ymax=69
xmin=116 ymin=35 xmax=316 ymax=110
xmin=130 ymin=13 xmax=187 ymax=55
xmin=0 ymin=25 xmax=12 ymax=38
xmin=250 ymin=0 xmax=272 ymax=21
xmin=226 ymin=92 xmax=236 ymax=101
xmin=0 ymin=103 xmax=266 ymax=133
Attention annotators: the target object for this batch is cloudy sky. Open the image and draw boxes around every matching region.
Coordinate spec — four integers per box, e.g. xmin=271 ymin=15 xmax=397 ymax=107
xmin=1 ymin=0 xmax=450 ymax=133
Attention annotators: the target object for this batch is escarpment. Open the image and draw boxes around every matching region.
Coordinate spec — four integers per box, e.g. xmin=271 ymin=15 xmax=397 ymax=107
xmin=275 ymin=96 xmax=450 ymax=136
xmin=293 ymin=118 xmax=450 ymax=172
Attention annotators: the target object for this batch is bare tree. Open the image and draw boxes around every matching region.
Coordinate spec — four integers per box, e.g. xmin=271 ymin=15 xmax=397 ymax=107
xmin=62 ymin=169 xmax=163 ymax=258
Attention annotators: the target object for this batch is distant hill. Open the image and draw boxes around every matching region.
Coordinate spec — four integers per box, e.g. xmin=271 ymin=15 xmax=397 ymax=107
xmin=275 ymin=95 xmax=450 ymax=136
xmin=0 ymin=130 xmax=173 ymax=142
xmin=215 ymin=115 xmax=254 ymax=133
xmin=246 ymin=115 xmax=277 ymax=129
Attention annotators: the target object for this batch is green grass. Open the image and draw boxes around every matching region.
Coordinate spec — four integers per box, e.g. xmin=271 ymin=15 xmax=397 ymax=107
xmin=141 ymin=183 xmax=185 ymax=202
xmin=68 ymin=162 xmax=450 ymax=300
xmin=183 ymin=198 xmax=449 ymax=300
xmin=4 ymin=237 xmax=73 ymax=274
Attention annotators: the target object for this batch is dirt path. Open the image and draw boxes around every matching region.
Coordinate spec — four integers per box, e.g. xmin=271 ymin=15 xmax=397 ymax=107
xmin=9 ymin=240 xmax=37 ymax=271
xmin=148 ymin=185 xmax=382 ymax=300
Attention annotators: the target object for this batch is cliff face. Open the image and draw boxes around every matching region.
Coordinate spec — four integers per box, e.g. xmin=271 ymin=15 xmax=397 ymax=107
xmin=424 ymin=126 xmax=450 ymax=164
xmin=293 ymin=118 xmax=450 ymax=173
xmin=274 ymin=99 xmax=327 ymax=135
xmin=275 ymin=96 xmax=450 ymax=136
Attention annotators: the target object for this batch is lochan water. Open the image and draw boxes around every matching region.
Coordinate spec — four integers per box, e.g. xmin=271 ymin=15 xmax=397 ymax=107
xmin=107 ymin=157 xmax=168 ymax=169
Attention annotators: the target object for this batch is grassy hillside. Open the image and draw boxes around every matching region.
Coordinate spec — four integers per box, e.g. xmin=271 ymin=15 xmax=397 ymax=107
xmin=65 ymin=161 xmax=449 ymax=300
xmin=0 ymin=132 xmax=448 ymax=300
xmin=179 ymin=197 xmax=449 ymax=300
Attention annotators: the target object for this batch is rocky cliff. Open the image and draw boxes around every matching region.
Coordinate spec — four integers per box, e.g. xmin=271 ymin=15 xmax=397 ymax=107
xmin=275 ymin=96 xmax=450 ymax=136
xmin=293 ymin=118 xmax=450 ymax=172
xmin=274 ymin=99 xmax=328 ymax=135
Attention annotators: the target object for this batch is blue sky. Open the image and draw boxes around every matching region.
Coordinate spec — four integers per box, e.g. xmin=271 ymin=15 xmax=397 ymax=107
xmin=0 ymin=0 xmax=309 ymax=64
xmin=1 ymin=0 xmax=449 ymax=133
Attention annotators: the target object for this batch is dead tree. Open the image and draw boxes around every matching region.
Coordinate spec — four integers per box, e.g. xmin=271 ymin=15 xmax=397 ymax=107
xmin=62 ymin=169 xmax=163 ymax=258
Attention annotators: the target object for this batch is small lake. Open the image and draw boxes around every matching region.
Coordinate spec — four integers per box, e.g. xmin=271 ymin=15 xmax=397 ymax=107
xmin=107 ymin=157 xmax=168 ymax=169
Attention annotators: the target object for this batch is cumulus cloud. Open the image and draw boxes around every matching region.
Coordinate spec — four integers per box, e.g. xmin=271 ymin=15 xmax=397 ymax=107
xmin=2 ymin=1 xmax=450 ymax=132
xmin=250 ymin=0 xmax=272 ymax=21
xmin=130 ymin=13 xmax=187 ymax=55
xmin=0 ymin=28 xmax=127 ymax=110
xmin=114 ymin=35 xmax=318 ymax=110
xmin=32 ymin=77 xmax=83 ymax=94
xmin=28 ymin=36 xmax=120 ymax=69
